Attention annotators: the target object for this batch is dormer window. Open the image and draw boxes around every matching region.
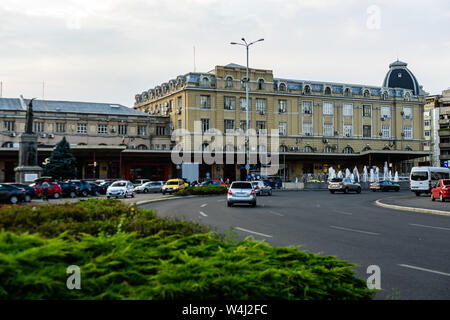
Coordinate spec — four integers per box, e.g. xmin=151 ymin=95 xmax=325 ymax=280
xmin=344 ymin=88 xmax=351 ymax=97
xmin=225 ymin=76 xmax=233 ymax=88
xmin=405 ymin=92 xmax=411 ymax=101
xmin=258 ymin=79 xmax=265 ymax=90
xmin=382 ymin=91 xmax=388 ymax=100
xmin=324 ymin=87 xmax=331 ymax=95
xmin=363 ymin=89 xmax=370 ymax=98
xmin=201 ymin=77 xmax=209 ymax=87
xmin=279 ymin=83 xmax=287 ymax=92
xmin=304 ymin=85 xmax=311 ymax=95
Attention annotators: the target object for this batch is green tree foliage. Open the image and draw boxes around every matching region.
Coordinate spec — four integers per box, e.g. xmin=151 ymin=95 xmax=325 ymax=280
xmin=44 ymin=137 xmax=77 ymax=179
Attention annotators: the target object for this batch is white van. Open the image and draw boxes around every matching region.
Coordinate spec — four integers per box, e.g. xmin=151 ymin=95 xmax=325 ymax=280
xmin=410 ymin=166 xmax=450 ymax=196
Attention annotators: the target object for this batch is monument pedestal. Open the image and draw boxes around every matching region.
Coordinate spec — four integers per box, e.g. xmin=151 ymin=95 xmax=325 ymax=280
xmin=14 ymin=133 xmax=43 ymax=183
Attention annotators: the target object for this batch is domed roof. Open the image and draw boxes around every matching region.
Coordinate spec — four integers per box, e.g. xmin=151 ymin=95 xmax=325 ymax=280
xmin=382 ymin=60 xmax=420 ymax=95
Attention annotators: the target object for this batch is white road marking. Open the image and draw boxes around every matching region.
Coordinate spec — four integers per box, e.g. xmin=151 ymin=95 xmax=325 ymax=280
xmin=334 ymin=210 xmax=353 ymax=216
xmin=200 ymin=203 xmax=208 ymax=208
xmin=409 ymin=223 xmax=450 ymax=232
xmin=398 ymin=264 xmax=450 ymax=277
xmin=199 ymin=211 xmax=208 ymax=217
xmin=235 ymin=227 xmax=273 ymax=238
xmin=330 ymin=226 xmax=380 ymax=236
xmin=269 ymin=210 xmax=284 ymax=217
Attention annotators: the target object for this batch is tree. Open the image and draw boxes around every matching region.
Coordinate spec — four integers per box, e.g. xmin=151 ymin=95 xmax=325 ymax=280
xmin=44 ymin=137 xmax=78 ymax=180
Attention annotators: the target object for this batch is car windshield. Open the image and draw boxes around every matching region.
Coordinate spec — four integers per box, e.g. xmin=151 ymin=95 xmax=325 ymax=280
xmin=111 ymin=182 xmax=126 ymax=187
xmin=166 ymin=181 xmax=179 ymax=186
xmin=150 ymin=182 xmax=161 ymax=186
xmin=411 ymin=172 xmax=428 ymax=181
xmin=343 ymin=178 xmax=352 ymax=183
xmin=231 ymin=183 xmax=252 ymax=189
xmin=443 ymin=180 xmax=450 ymax=186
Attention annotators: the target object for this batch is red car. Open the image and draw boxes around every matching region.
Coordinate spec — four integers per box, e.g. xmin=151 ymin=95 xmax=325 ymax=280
xmin=431 ymin=179 xmax=450 ymax=202
xmin=34 ymin=182 xmax=63 ymax=199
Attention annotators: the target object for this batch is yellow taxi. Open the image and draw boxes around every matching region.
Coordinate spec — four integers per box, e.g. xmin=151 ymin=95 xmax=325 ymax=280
xmin=161 ymin=179 xmax=189 ymax=194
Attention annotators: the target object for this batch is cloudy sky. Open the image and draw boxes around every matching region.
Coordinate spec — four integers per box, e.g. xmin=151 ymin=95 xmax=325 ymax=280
xmin=0 ymin=0 xmax=449 ymax=107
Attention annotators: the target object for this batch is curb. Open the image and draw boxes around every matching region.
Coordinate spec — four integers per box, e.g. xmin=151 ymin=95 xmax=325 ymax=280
xmin=135 ymin=195 xmax=196 ymax=206
xmin=375 ymin=199 xmax=450 ymax=217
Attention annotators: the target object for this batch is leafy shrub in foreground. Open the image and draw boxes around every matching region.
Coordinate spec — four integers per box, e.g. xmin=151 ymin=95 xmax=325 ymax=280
xmin=0 ymin=231 xmax=375 ymax=300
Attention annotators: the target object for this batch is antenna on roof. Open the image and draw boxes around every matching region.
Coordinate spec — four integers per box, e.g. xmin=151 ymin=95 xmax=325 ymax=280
xmin=193 ymin=46 xmax=196 ymax=72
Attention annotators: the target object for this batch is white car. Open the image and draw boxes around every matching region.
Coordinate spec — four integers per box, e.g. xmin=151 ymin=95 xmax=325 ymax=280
xmin=106 ymin=181 xmax=135 ymax=198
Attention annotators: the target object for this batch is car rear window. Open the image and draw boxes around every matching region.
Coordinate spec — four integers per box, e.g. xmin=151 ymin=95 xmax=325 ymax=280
xmin=331 ymin=178 xmax=343 ymax=182
xmin=112 ymin=182 xmax=126 ymax=187
xmin=443 ymin=180 xmax=450 ymax=185
xmin=411 ymin=172 xmax=428 ymax=181
xmin=231 ymin=182 xmax=252 ymax=189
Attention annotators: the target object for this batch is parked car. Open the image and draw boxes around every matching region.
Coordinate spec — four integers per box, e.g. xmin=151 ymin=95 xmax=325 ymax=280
xmin=410 ymin=166 xmax=450 ymax=196
xmin=227 ymin=181 xmax=256 ymax=207
xmin=59 ymin=182 xmax=79 ymax=198
xmin=0 ymin=184 xmax=26 ymax=204
xmin=133 ymin=179 xmax=150 ymax=186
xmin=106 ymin=181 xmax=135 ymax=198
xmin=9 ymin=183 xmax=36 ymax=202
xmin=200 ymin=180 xmax=227 ymax=187
xmin=66 ymin=180 xmax=91 ymax=197
xmin=370 ymin=180 xmax=400 ymax=192
xmin=431 ymin=179 xmax=450 ymax=202
xmin=162 ymin=179 xmax=189 ymax=195
xmin=134 ymin=181 xmax=164 ymax=193
xmin=88 ymin=182 xmax=104 ymax=196
xmin=251 ymin=181 xmax=272 ymax=196
xmin=98 ymin=181 xmax=115 ymax=192
xmin=34 ymin=182 xmax=63 ymax=199
xmin=328 ymin=178 xmax=361 ymax=194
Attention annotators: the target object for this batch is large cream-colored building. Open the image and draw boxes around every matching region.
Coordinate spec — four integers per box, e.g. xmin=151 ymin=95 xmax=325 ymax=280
xmin=134 ymin=60 xmax=428 ymax=181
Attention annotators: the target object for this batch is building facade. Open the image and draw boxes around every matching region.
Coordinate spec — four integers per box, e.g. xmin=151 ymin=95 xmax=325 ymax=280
xmin=423 ymin=95 xmax=440 ymax=166
xmin=134 ymin=60 xmax=428 ymax=181
xmin=0 ymin=98 xmax=172 ymax=182
xmin=437 ymin=89 xmax=450 ymax=166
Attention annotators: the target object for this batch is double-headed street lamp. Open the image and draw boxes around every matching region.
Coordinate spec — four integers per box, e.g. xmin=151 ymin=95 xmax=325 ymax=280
xmin=230 ymin=38 xmax=264 ymax=178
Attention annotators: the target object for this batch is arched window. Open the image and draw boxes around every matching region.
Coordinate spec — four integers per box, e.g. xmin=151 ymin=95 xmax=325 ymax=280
xmin=343 ymin=146 xmax=354 ymax=154
xmin=2 ymin=142 xmax=14 ymax=148
xmin=364 ymin=89 xmax=370 ymax=98
xmin=344 ymin=88 xmax=351 ymax=97
xmin=382 ymin=91 xmax=388 ymax=100
xmin=279 ymin=145 xmax=288 ymax=152
xmin=137 ymin=144 xmax=148 ymax=150
xmin=201 ymin=77 xmax=209 ymax=87
xmin=225 ymin=76 xmax=233 ymax=88
xmin=405 ymin=92 xmax=411 ymax=101
xmin=304 ymin=85 xmax=311 ymax=94
xmin=258 ymin=79 xmax=265 ymax=90
xmin=405 ymin=146 xmax=413 ymax=151
xmin=323 ymin=146 xmax=334 ymax=153
xmin=303 ymin=146 xmax=314 ymax=153
xmin=324 ymin=87 xmax=331 ymax=95
xmin=362 ymin=146 xmax=371 ymax=152
xmin=383 ymin=145 xmax=390 ymax=151
xmin=279 ymin=83 xmax=287 ymax=92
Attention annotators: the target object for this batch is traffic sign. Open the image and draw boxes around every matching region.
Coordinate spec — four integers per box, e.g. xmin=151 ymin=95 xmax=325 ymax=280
xmin=245 ymin=164 xmax=250 ymax=171
xmin=444 ymin=161 xmax=449 ymax=168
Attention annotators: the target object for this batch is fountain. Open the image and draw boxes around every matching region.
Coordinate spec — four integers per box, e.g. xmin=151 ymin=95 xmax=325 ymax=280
xmin=369 ymin=169 xmax=375 ymax=182
xmin=328 ymin=167 xmax=336 ymax=181
xmin=394 ymin=171 xmax=399 ymax=182
xmin=363 ymin=166 xmax=368 ymax=183
xmin=383 ymin=162 xmax=389 ymax=181
xmin=353 ymin=166 xmax=360 ymax=182
xmin=388 ymin=170 xmax=393 ymax=181
xmin=350 ymin=173 xmax=355 ymax=181
xmin=375 ymin=167 xmax=380 ymax=182
xmin=337 ymin=171 xmax=343 ymax=178
xmin=345 ymin=168 xmax=351 ymax=179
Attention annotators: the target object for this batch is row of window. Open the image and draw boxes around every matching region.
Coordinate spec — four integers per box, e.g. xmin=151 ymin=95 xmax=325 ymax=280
xmin=199 ymin=97 xmax=414 ymax=120
xmin=199 ymin=118 xmax=413 ymax=139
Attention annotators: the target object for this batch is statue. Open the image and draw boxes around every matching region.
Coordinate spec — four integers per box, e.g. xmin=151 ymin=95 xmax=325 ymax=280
xmin=25 ymin=98 xmax=36 ymax=134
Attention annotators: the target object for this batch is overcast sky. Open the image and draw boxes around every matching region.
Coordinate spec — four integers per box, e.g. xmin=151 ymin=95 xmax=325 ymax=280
xmin=0 ymin=0 xmax=449 ymax=107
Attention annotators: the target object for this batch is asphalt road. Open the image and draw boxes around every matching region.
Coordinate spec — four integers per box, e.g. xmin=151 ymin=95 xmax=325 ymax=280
xmin=142 ymin=190 xmax=450 ymax=300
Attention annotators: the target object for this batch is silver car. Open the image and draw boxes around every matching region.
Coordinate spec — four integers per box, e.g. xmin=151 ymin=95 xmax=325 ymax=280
xmin=227 ymin=181 xmax=257 ymax=207
xmin=107 ymin=181 xmax=135 ymax=198
xmin=134 ymin=181 xmax=164 ymax=193
xmin=328 ymin=178 xmax=361 ymax=194
xmin=251 ymin=181 xmax=272 ymax=196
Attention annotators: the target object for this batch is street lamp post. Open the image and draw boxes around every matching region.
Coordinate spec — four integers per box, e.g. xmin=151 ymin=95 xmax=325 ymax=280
xmin=231 ymin=38 xmax=264 ymax=179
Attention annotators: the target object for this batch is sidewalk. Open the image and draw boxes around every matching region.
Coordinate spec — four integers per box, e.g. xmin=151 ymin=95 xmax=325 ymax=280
xmin=375 ymin=194 xmax=450 ymax=216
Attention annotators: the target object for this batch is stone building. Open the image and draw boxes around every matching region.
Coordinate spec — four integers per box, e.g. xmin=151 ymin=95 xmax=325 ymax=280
xmin=437 ymin=89 xmax=450 ymax=166
xmin=134 ymin=60 xmax=428 ymax=181
xmin=0 ymin=98 xmax=172 ymax=182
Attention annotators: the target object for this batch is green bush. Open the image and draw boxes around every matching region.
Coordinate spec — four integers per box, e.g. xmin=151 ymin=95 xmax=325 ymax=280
xmin=0 ymin=199 xmax=375 ymax=300
xmin=0 ymin=231 xmax=374 ymax=300
xmin=177 ymin=185 xmax=228 ymax=196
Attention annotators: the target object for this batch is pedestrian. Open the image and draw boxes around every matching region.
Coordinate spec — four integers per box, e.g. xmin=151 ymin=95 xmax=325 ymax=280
xmin=226 ymin=178 xmax=230 ymax=185
xmin=42 ymin=181 xmax=49 ymax=201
